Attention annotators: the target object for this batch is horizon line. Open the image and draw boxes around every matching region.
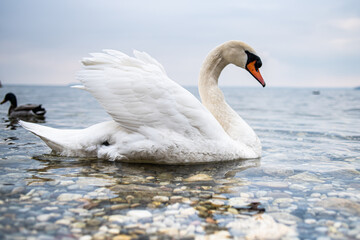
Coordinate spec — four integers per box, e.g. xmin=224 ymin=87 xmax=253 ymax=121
xmin=1 ymin=83 xmax=358 ymax=89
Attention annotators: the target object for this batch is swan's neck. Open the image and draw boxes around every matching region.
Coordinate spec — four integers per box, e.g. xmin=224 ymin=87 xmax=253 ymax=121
xmin=198 ymin=46 xmax=260 ymax=149
xmin=199 ymin=47 xmax=228 ymax=87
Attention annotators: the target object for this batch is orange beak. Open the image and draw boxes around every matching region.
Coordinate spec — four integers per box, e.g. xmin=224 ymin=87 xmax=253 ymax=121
xmin=246 ymin=60 xmax=266 ymax=87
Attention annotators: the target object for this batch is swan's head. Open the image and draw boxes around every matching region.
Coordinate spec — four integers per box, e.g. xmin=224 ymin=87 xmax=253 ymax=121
xmin=221 ymin=41 xmax=265 ymax=87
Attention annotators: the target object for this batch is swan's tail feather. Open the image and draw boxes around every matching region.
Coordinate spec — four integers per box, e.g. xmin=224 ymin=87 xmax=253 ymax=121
xmin=19 ymin=120 xmax=120 ymax=158
xmin=19 ymin=121 xmax=79 ymax=153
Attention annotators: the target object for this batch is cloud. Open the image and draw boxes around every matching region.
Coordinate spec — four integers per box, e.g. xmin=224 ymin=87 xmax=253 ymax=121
xmin=332 ymin=17 xmax=360 ymax=31
xmin=0 ymin=0 xmax=360 ymax=87
xmin=0 ymin=48 xmax=80 ymax=85
xmin=329 ymin=37 xmax=360 ymax=53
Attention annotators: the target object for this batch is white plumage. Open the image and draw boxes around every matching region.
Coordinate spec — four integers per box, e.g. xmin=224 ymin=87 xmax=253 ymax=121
xmin=20 ymin=41 xmax=265 ymax=164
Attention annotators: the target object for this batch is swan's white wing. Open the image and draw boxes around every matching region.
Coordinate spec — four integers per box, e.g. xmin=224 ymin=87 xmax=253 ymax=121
xmin=77 ymin=50 xmax=225 ymax=139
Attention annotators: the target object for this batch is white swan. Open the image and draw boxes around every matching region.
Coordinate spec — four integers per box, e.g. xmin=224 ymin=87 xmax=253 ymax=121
xmin=20 ymin=40 xmax=265 ymax=164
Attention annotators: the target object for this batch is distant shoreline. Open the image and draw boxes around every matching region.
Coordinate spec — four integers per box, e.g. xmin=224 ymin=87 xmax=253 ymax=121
xmin=0 ymin=83 xmax=358 ymax=89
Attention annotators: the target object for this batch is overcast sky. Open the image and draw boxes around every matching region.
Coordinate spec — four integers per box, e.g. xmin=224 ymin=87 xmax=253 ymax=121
xmin=0 ymin=0 xmax=359 ymax=87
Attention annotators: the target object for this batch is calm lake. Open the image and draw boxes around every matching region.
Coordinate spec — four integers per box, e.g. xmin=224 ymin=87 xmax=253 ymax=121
xmin=0 ymin=85 xmax=359 ymax=239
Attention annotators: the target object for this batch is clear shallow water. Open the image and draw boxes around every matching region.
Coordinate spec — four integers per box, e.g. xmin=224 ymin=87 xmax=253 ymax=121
xmin=0 ymin=85 xmax=359 ymax=239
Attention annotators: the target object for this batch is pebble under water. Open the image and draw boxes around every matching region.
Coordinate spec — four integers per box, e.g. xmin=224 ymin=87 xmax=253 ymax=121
xmin=0 ymin=85 xmax=359 ymax=239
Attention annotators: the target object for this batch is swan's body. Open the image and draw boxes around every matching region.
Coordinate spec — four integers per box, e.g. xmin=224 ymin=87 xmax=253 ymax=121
xmin=1 ymin=92 xmax=46 ymax=119
xmin=20 ymin=41 xmax=265 ymax=164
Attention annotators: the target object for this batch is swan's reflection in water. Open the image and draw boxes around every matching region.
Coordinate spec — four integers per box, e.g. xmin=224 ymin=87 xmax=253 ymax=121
xmin=26 ymin=155 xmax=263 ymax=236
xmin=30 ymin=155 xmax=259 ymax=182
xmin=29 ymin=155 xmax=260 ymax=205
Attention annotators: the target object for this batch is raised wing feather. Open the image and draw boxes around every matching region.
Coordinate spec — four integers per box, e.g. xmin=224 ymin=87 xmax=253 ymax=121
xmin=77 ymin=50 xmax=225 ymax=139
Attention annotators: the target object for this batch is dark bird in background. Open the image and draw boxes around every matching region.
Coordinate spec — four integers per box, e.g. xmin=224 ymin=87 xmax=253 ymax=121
xmin=1 ymin=92 xmax=46 ymax=119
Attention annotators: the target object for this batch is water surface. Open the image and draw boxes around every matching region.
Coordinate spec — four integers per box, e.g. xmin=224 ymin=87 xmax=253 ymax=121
xmin=0 ymin=85 xmax=359 ymax=239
